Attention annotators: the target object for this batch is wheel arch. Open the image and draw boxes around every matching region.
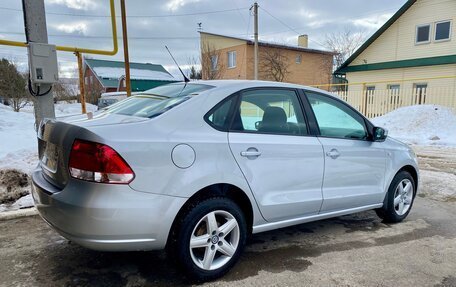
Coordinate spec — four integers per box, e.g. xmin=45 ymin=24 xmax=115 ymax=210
xmin=397 ymin=165 xmax=419 ymax=193
xmin=383 ymin=164 xmax=419 ymax=206
xmin=166 ymin=183 xmax=254 ymax=248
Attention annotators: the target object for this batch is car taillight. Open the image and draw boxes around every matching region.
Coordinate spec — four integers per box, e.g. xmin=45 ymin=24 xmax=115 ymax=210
xmin=69 ymin=139 xmax=134 ymax=184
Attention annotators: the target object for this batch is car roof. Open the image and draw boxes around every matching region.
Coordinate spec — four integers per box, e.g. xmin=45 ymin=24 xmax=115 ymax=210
xmin=187 ymin=80 xmax=328 ymax=94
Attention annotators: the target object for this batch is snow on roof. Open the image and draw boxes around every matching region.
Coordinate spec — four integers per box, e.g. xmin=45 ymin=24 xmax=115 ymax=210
xmin=92 ymin=67 xmax=175 ymax=81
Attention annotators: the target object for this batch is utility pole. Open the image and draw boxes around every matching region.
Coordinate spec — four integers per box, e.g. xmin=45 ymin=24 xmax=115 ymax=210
xmin=253 ymin=2 xmax=259 ymax=80
xmin=22 ymin=0 xmax=56 ymax=127
xmin=75 ymin=52 xmax=87 ymax=114
xmin=120 ymin=0 xmax=132 ymax=97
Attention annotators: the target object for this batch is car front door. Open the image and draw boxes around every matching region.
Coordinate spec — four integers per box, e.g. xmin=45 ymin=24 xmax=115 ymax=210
xmin=304 ymin=91 xmax=387 ymax=213
xmin=227 ymin=88 xmax=324 ymax=222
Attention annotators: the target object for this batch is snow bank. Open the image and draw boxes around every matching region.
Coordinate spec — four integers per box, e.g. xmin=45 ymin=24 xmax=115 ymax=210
xmin=371 ymin=105 xmax=456 ymax=147
xmin=0 ymin=103 xmax=97 ymax=173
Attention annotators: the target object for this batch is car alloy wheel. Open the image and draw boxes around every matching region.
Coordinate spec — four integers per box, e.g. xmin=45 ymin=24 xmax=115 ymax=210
xmin=189 ymin=210 xmax=240 ymax=271
xmin=393 ymin=178 xmax=413 ymax=216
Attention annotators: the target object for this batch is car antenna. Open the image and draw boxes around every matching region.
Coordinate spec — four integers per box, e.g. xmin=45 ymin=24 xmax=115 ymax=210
xmin=165 ymin=45 xmax=190 ymax=83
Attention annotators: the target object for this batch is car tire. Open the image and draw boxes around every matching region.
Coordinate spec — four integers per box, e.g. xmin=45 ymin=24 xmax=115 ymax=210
xmin=168 ymin=197 xmax=247 ymax=282
xmin=376 ymin=171 xmax=416 ymax=223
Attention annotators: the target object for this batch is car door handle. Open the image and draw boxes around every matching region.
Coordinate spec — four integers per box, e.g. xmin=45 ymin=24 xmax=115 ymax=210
xmin=326 ymin=149 xmax=340 ymax=159
xmin=240 ymin=148 xmax=261 ymax=159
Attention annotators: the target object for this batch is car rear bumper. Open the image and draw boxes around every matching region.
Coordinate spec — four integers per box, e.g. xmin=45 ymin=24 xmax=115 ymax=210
xmin=31 ymin=169 xmax=186 ymax=251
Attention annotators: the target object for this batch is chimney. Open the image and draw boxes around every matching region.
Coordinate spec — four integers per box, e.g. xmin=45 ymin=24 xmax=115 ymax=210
xmin=298 ymin=34 xmax=308 ymax=48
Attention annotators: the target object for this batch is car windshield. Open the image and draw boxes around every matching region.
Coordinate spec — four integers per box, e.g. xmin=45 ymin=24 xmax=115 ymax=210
xmin=102 ymin=83 xmax=214 ymax=118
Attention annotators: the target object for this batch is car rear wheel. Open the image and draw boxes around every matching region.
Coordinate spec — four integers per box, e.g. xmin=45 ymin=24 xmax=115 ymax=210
xmin=376 ymin=171 xmax=416 ymax=223
xmin=168 ymin=198 xmax=247 ymax=282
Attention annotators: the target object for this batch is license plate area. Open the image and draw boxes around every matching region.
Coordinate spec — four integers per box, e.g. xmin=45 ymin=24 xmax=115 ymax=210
xmin=41 ymin=141 xmax=59 ymax=174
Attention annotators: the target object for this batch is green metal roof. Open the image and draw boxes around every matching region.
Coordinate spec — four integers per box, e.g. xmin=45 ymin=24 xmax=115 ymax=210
xmin=130 ymin=79 xmax=176 ymax=92
xmin=337 ymin=55 xmax=456 ymax=73
xmin=85 ymin=58 xmax=175 ymax=88
xmin=335 ymin=0 xmax=417 ymax=74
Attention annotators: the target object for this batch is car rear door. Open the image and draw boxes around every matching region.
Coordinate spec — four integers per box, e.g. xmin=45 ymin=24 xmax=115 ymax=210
xmin=303 ymin=90 xmax=387 ymax=213
xmin=227 ymin=88 xmax=324 ymax=222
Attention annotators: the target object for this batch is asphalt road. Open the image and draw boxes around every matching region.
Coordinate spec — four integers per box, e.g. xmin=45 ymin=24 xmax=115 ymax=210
xmin=1 ymin=147 xmax=456 ymax=287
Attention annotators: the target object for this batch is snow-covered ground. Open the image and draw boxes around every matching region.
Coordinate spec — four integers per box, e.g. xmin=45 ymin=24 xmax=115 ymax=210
xmin=371 ymin=105 xmax=456 ymax=146
xmin=0 ymin=103 xmax=97 ymax=173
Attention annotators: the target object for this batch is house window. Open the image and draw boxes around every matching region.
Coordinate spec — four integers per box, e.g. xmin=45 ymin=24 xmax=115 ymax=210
xmin=413 ymin=83 xmax=427 ymax=104
xmin=295 ymin=54 xmax=302 ymax=64
xmin=210 ymin=55 xmax=218 ymax=71
xmin=227 ymin=51 xmax=236 ymax=68
xmin=388 ymin=84 xmax=400 ymax=91
xmin=90 ymin=76 xmax=94 ymax=84
xmin=435 ymin=20 xmax=451 ymax=41
xmin=416 ymin=24 xmax=431 ymax=44
xmin=84 ymin=77 xmax=89 ymax=85
xmin=365 ymin=86 xmax=375 ymax=93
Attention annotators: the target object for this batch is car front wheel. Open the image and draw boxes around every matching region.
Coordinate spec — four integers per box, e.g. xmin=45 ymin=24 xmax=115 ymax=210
xmin=376 ymin=171 xmax=416 ymax=223
xmin=169 ymin=198 xmax=247 ymax=282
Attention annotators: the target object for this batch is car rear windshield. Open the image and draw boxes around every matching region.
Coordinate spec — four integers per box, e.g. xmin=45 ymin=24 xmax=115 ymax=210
xmin=103 ymin=83 xmax=214 ymax=118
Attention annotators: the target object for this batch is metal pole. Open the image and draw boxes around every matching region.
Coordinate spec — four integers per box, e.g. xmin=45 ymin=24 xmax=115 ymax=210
xmin=22 ymin=0 xmax=55 ymax=127
xmin=75 ymin=52 xmax=87 ymax=114
xmin=120 ymin=0 xmax=132 ymax=97
xmin=253 ymin=2 xmax=259 ymax=80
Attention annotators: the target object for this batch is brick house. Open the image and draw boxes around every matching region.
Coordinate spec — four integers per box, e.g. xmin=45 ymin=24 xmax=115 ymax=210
xmin=83 ymin=58 xmax=177 ymax=103
xmin=199 ymin=32 xmax=335 ymax=87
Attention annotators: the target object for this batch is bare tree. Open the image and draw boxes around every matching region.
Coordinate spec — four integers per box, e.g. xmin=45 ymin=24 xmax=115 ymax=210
xmin=324 ymin=28 xmax=367 ymax=70
xmin=85 ymin=82 xmax=104 ymax=105
xmin=53 ymin=79 xmax=79 ymax=103
xmin=259 ymin=48 xmax=290 ymax=82
xmin=0 ymin=58 xmax=29 ymax=112
xmin=200 ymin=42 xmax=225 ymax=80
xmin=187 ymin=56 xmax=202 ymax=80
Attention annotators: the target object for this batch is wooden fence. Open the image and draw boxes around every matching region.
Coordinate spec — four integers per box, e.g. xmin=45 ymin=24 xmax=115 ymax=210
xmin=328 ymin=84 xmax=456 ymax=118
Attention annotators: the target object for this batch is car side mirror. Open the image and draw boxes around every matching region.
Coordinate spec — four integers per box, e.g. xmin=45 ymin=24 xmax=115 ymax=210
xmin=255 ymin=121 xmax=262 ymax=130
xmin=373 ymin=127 xmax=388 ymax=142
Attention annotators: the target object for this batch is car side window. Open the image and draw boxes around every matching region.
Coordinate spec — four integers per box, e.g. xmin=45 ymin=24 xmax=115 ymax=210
xmin=306 ymin=91 xmax=367 ymax=140
xmin=206 ymin=97 xmax=235 ymax=130
xmin=230 ymin=89 xmax=307 ymax=136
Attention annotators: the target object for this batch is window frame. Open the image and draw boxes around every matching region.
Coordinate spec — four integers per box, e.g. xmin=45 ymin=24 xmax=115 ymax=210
xmin=227 ymin=51 xmax=237 ymax=69
xmin=229 ymin=87 xmax=311 ymax=136
xmin=205 ymin=87 xmax=311 ymax=136
xmin=415 ymin=23 xmax=431 ymax=45
xmin=204 ymin=93 xmax=238 ymax=132
xmin=210 ymin=55 xmax=218 ymax=71
xmin=295 ymin=54 xmax=302 ymax=64
xmin=387 ymin=84 xmax=401 ymax=91
xmin=434 ymin=20 xmax=452 ymax=42
xmin=300 ymin=89 xmax=375 ymax=142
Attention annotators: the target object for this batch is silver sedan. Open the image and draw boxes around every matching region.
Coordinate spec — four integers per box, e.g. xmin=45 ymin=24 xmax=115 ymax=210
xmin=32 ymin=80 xmax=419 ymax=281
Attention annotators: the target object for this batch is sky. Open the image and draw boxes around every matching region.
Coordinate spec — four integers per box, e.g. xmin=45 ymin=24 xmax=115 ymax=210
xmin=0 ymin=0 xmax=408 ymax=79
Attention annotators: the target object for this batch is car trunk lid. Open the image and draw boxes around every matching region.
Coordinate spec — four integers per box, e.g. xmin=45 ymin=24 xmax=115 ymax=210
xmin=38 ymin=113 xmax=148 ymax=189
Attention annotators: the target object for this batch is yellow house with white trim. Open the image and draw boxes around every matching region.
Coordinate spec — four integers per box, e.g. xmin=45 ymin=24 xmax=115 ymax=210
xmin=334 ymin=0 xmax=456 ymax=117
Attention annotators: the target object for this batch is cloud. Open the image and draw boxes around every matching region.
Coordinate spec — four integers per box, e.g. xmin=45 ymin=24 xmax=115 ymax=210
xmin=53 ymin=22 xmax=89 ymax=34
xmin=165 ymin=0 xmax=202 ymax=12
xmin=352 ymin=13 xmax=393 ymax=30
xmin=46 ymin=0 xmax=97 ymax=11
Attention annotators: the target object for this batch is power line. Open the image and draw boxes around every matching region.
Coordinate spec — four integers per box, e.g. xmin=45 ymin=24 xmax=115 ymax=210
xmin=259 ymin=6 xmax=326 ymax=48
xmin=0 ymin=6 xmax=249 ymax=18
xmin=0 ymin=31 xmax=200 ymax=40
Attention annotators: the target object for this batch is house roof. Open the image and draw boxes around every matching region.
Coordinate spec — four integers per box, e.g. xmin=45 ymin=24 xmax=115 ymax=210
xmin=335 ymin=0 xmax=417 ymax=74
xmin=199 ymin=32 xmax=335 ymax=56
xmin=84 ymin=58 xmax=175 ymax=88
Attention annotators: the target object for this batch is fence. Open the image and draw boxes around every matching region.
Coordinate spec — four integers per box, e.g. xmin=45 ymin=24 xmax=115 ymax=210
xmin=313 ymin=76 xmax=456 ymax=118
